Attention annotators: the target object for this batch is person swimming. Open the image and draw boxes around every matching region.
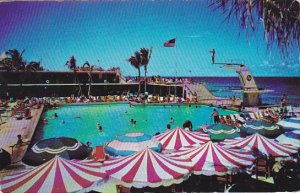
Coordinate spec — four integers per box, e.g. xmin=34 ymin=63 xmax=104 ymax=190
xmin=97 ymin=123 xmax=103 ymax=132
xmin=75 ymin=114 xmax=81 ymax=118
xmin=50 ymin=113 xmax=58 ymax=119
xmin=170 ymin=117 xmax=174 ymax=123
xmin=61 ymin=119 xmax=65 ymax=124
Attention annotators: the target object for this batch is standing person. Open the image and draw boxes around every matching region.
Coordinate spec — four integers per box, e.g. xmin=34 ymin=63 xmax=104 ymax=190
xmin=281 ymin=94 xmax=287 ymax=115
xmin=209 ymin=49 xmax=215 ymax=64
xmin=211 ymin=109 xmax=220 ymax=124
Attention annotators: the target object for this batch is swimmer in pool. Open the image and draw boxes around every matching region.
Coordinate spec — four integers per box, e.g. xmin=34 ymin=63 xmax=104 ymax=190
xmin=170 ymin=117 xmax=174 ymax=123
xmin=97 ymin=123 xmax=103 ymax=132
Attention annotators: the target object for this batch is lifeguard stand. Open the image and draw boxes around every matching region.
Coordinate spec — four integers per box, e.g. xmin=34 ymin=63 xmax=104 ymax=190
xmin=219 ymin=63 xmax=272 ymax=107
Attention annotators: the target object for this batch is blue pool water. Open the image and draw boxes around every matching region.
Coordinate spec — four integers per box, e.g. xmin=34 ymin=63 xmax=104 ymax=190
xmin=33 ymin=104 xmax=236 ymax=145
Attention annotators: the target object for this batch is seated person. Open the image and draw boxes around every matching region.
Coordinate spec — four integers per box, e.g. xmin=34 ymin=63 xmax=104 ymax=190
xmin=219 ymin=116 xmax=226 ymax=124
xmin=16 ymin=134 xmax=23 ymax=145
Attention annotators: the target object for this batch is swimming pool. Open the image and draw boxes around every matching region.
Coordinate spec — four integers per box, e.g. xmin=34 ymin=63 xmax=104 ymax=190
xmin=33 ymin=104 xmax=236 ymax=146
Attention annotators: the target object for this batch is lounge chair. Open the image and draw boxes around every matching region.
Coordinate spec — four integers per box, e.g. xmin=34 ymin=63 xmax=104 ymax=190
xmin=253 ymin=156 xmax=271 ymax=180
xmin=249 ymin=113 xmax=257 ymax=120
xmin=234 ymin=114 xmax=246 ymax=124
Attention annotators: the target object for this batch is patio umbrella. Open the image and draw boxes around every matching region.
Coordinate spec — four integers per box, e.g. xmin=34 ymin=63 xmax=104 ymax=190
xmin=0 ymin=156 xmax=107 ymax=193
xmin=277 ymin=118 xmax=300 ymax=131
xmin=241 ymin=120 xmax=283 ymax=138
xmin=101 ymin=148 xmax=193 ymax=188
xmin=154 ymin=127 xmax=210 ymax=150
xmin=22 ymin=137 xmax=91 ymax=166
xmin=276 ymin=130 xmax=300 ymax=148
xmin=0 ymin=148 xmax=11 ymax=170
xmin=202 ymin=123 xmax=240 ymax=141
xmin=220 ymin=133 xmax=298 ymax=157
xmin=105 ymin=132 xmax=161 ymax=156
xmin=169 ymin=141 xmax=255 ymax=176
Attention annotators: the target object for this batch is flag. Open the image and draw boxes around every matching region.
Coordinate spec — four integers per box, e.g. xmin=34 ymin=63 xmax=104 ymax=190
xmin=164 ymin=38 xmax=176 ymax=47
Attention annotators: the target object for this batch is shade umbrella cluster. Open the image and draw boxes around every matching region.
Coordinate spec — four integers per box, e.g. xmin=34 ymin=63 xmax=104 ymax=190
xmin=202 ymin=123 xmax=240 ymax=141
xmin=276 ymin=130 xmax=300 ymax=148
xmin=0 ymin=156 xmax=107 ymax=193
xmin=220 ymin=133 xmax=298 ymax=157
xmin=105 ymin=132 xmax=161 ymax=156
xmin=22 ymin=137 xmax=91 ymax=166
xmin=169 ymin=141 xmax=255 ymax=176
xmin=154 ymin=127 xmax=210 ymax=150
xmin=241 ymin=120 xmax=282 ymax=138
xmin=101 ymin=148 xmax=193 ymax=188
xmin=277 ymin=118 xmax=300 ymax=131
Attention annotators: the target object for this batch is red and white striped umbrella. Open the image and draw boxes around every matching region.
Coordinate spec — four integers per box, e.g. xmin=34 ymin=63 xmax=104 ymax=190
xmin=154 ymin=127 xmax=210 ymax=150
xmin=169 ymin=141 xmax=254 ymax=176
xmin=0 ymin=156 xmax=107 ymax=193
xmin=101 ymin=148 xmax=193 ymax=188
xmin=220 ymin=133 xmax=298 ymax=157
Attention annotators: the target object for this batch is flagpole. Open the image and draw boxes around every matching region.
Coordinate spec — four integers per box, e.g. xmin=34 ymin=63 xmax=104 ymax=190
xmin=175 ymin=43 xmax=177 ymax=98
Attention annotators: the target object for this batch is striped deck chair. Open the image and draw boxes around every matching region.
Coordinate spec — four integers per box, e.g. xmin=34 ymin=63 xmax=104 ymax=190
xmin=248 ymin=113 xmax=256 ymax=120
xmin=230 ymin=114 xmax=236 ymax=122
xmin=268 ymin=109 xmax=280 ymax=119
xmin=234 ymin=114 xmax=246 ymax=124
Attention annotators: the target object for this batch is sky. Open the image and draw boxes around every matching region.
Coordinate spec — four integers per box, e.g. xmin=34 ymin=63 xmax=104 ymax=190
xmin=0 ymin=1 xmax=299 ymax=77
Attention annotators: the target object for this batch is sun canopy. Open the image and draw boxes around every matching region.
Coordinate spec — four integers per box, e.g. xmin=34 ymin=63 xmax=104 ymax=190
xmin=154 ymin=127 xmax=210 ymax=150
xmin=202 ymin=123 xmax=240 ymax=141
xmin=241 ymin=120 xmax=282 ymax=137
xmin=0 ymin=156 xmax=107 ymax=193
xmin=169 ymin=141 xmax=254 ymax=176
xmin=22 ymin=137 xmax=91 ymax=166
xmin=276 ymin=130 xmax=300 ymax=148
xmin=105 ymin=132 xmax=161 ymax=156
xmin=277 ymin=118 xmax=300 ymax=131
xmin=101 ymin=148 xmax=193 ymax=188
xmin=220 ymin=133 xmax=298 ymax=157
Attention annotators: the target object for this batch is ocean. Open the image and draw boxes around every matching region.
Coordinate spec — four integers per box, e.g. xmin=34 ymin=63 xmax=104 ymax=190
xmin=190 ymin=77 xmax=300 ymax=106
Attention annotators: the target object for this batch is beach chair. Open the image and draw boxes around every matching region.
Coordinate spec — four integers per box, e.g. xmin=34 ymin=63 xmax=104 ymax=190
xmin=116 ymin=185 xmax=131 ymax=193
xmin=215 ymin=175 xmax=232 ymax=192
xmin=249 ymin=113 xmax=257 ymax=120
xmin=234 ymin=114 xmax=246 ymax=124
xmin=254 ymin=157 xmax=271 ymax=180
xmin=159 ymin=97 xmax=164 ymax=103
xmin=91 ymin=145 xmax=107 ymax=162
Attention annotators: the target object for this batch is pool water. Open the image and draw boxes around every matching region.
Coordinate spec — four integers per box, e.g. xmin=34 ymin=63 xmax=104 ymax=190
xmin=34 ymin=104 xmax=236 ymax=146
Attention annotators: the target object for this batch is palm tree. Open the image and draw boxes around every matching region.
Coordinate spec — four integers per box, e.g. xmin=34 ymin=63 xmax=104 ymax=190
xmin=65 ymin=56 xmax=81 ymax=97
xmin=82 ymin=61 xmax=94 ymax=98
xmin=5 ymin=49 xmax=26 ymax=71
xmin=140 ymin=47 xmax=153 ymax=93
xmin=209 ymin=0 xmax=300 ymax=50
xmin=0 ymin=58 xmax=13 ymax=72
xmin=128 ymin=51 xmax=143 ymax=96
xmin=25 ymin=61 xmax=44 ymax=72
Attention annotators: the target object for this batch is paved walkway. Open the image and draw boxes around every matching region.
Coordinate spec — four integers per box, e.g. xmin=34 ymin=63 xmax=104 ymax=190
xmin=0 ymin=105 xmax=44 ymax=164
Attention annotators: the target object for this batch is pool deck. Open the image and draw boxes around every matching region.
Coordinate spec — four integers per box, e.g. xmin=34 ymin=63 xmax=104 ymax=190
xmin=0 ymin=105 xmax=44 ymax=166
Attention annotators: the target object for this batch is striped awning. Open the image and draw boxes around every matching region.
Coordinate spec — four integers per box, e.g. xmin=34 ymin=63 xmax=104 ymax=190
xmin=154 ymin=127 xmax=210 ymax=150
xmin=101 ymin=148 xmax=193 ymax=188
xmin=169 ymin=141 xmax=254 ymax=176
xmin=0 ymin=156 xmax=107 ymax=193
xmin=220 ymin=133 xmax=298 ymax=157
